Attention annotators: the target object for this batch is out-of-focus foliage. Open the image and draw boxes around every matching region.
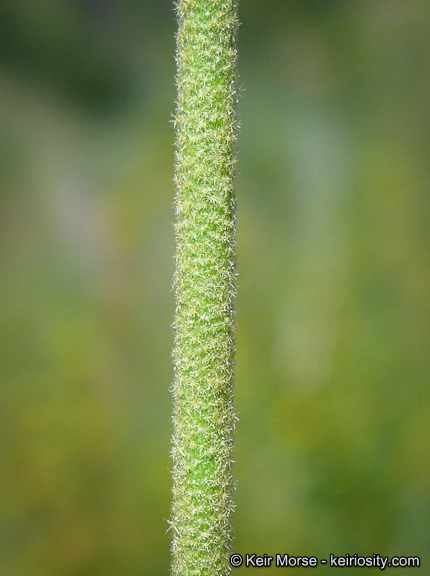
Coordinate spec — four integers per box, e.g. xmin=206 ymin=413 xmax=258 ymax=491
xmin=0 ymin=1 xmax=429 ymax=574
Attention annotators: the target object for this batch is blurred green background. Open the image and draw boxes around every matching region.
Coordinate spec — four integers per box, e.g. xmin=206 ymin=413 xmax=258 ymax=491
xmin=1 ymin=1 xmax=429 ymax=574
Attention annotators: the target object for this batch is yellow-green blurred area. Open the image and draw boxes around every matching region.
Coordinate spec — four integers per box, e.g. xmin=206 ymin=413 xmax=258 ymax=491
xmin=1 ymin=0 xmax=429 ymax=574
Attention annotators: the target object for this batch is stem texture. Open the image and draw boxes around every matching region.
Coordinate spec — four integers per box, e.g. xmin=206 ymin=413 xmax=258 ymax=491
xmin=171 ymin=1 xmax=239 ymax=575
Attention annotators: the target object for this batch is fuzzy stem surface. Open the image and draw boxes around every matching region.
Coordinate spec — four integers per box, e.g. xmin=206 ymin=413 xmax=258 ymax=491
xmin=171 ymin=1 xmax=239 ymax=575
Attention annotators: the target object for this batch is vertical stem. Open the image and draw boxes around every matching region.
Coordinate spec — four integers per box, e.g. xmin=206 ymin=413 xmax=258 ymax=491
xmin=171 ymin=1 xmax=239 ymax=575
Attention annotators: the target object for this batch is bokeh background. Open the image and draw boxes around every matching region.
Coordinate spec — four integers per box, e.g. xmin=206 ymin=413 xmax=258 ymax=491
xmin=1 ymin=1 xmax=430 ymax=574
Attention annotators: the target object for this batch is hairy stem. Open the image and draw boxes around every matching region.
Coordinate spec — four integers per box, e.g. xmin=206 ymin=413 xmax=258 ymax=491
xmin=171 ymin=1 xmax=239 ymax=575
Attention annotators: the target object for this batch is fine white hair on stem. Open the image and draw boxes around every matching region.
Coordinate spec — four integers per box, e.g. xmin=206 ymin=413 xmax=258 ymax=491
xmin=170 ymin=1 xmax=239 ymax=575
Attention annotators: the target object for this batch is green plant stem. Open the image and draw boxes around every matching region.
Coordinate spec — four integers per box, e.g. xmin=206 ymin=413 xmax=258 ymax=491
xmin=171 ymin=0 xmax=239 ymax=574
